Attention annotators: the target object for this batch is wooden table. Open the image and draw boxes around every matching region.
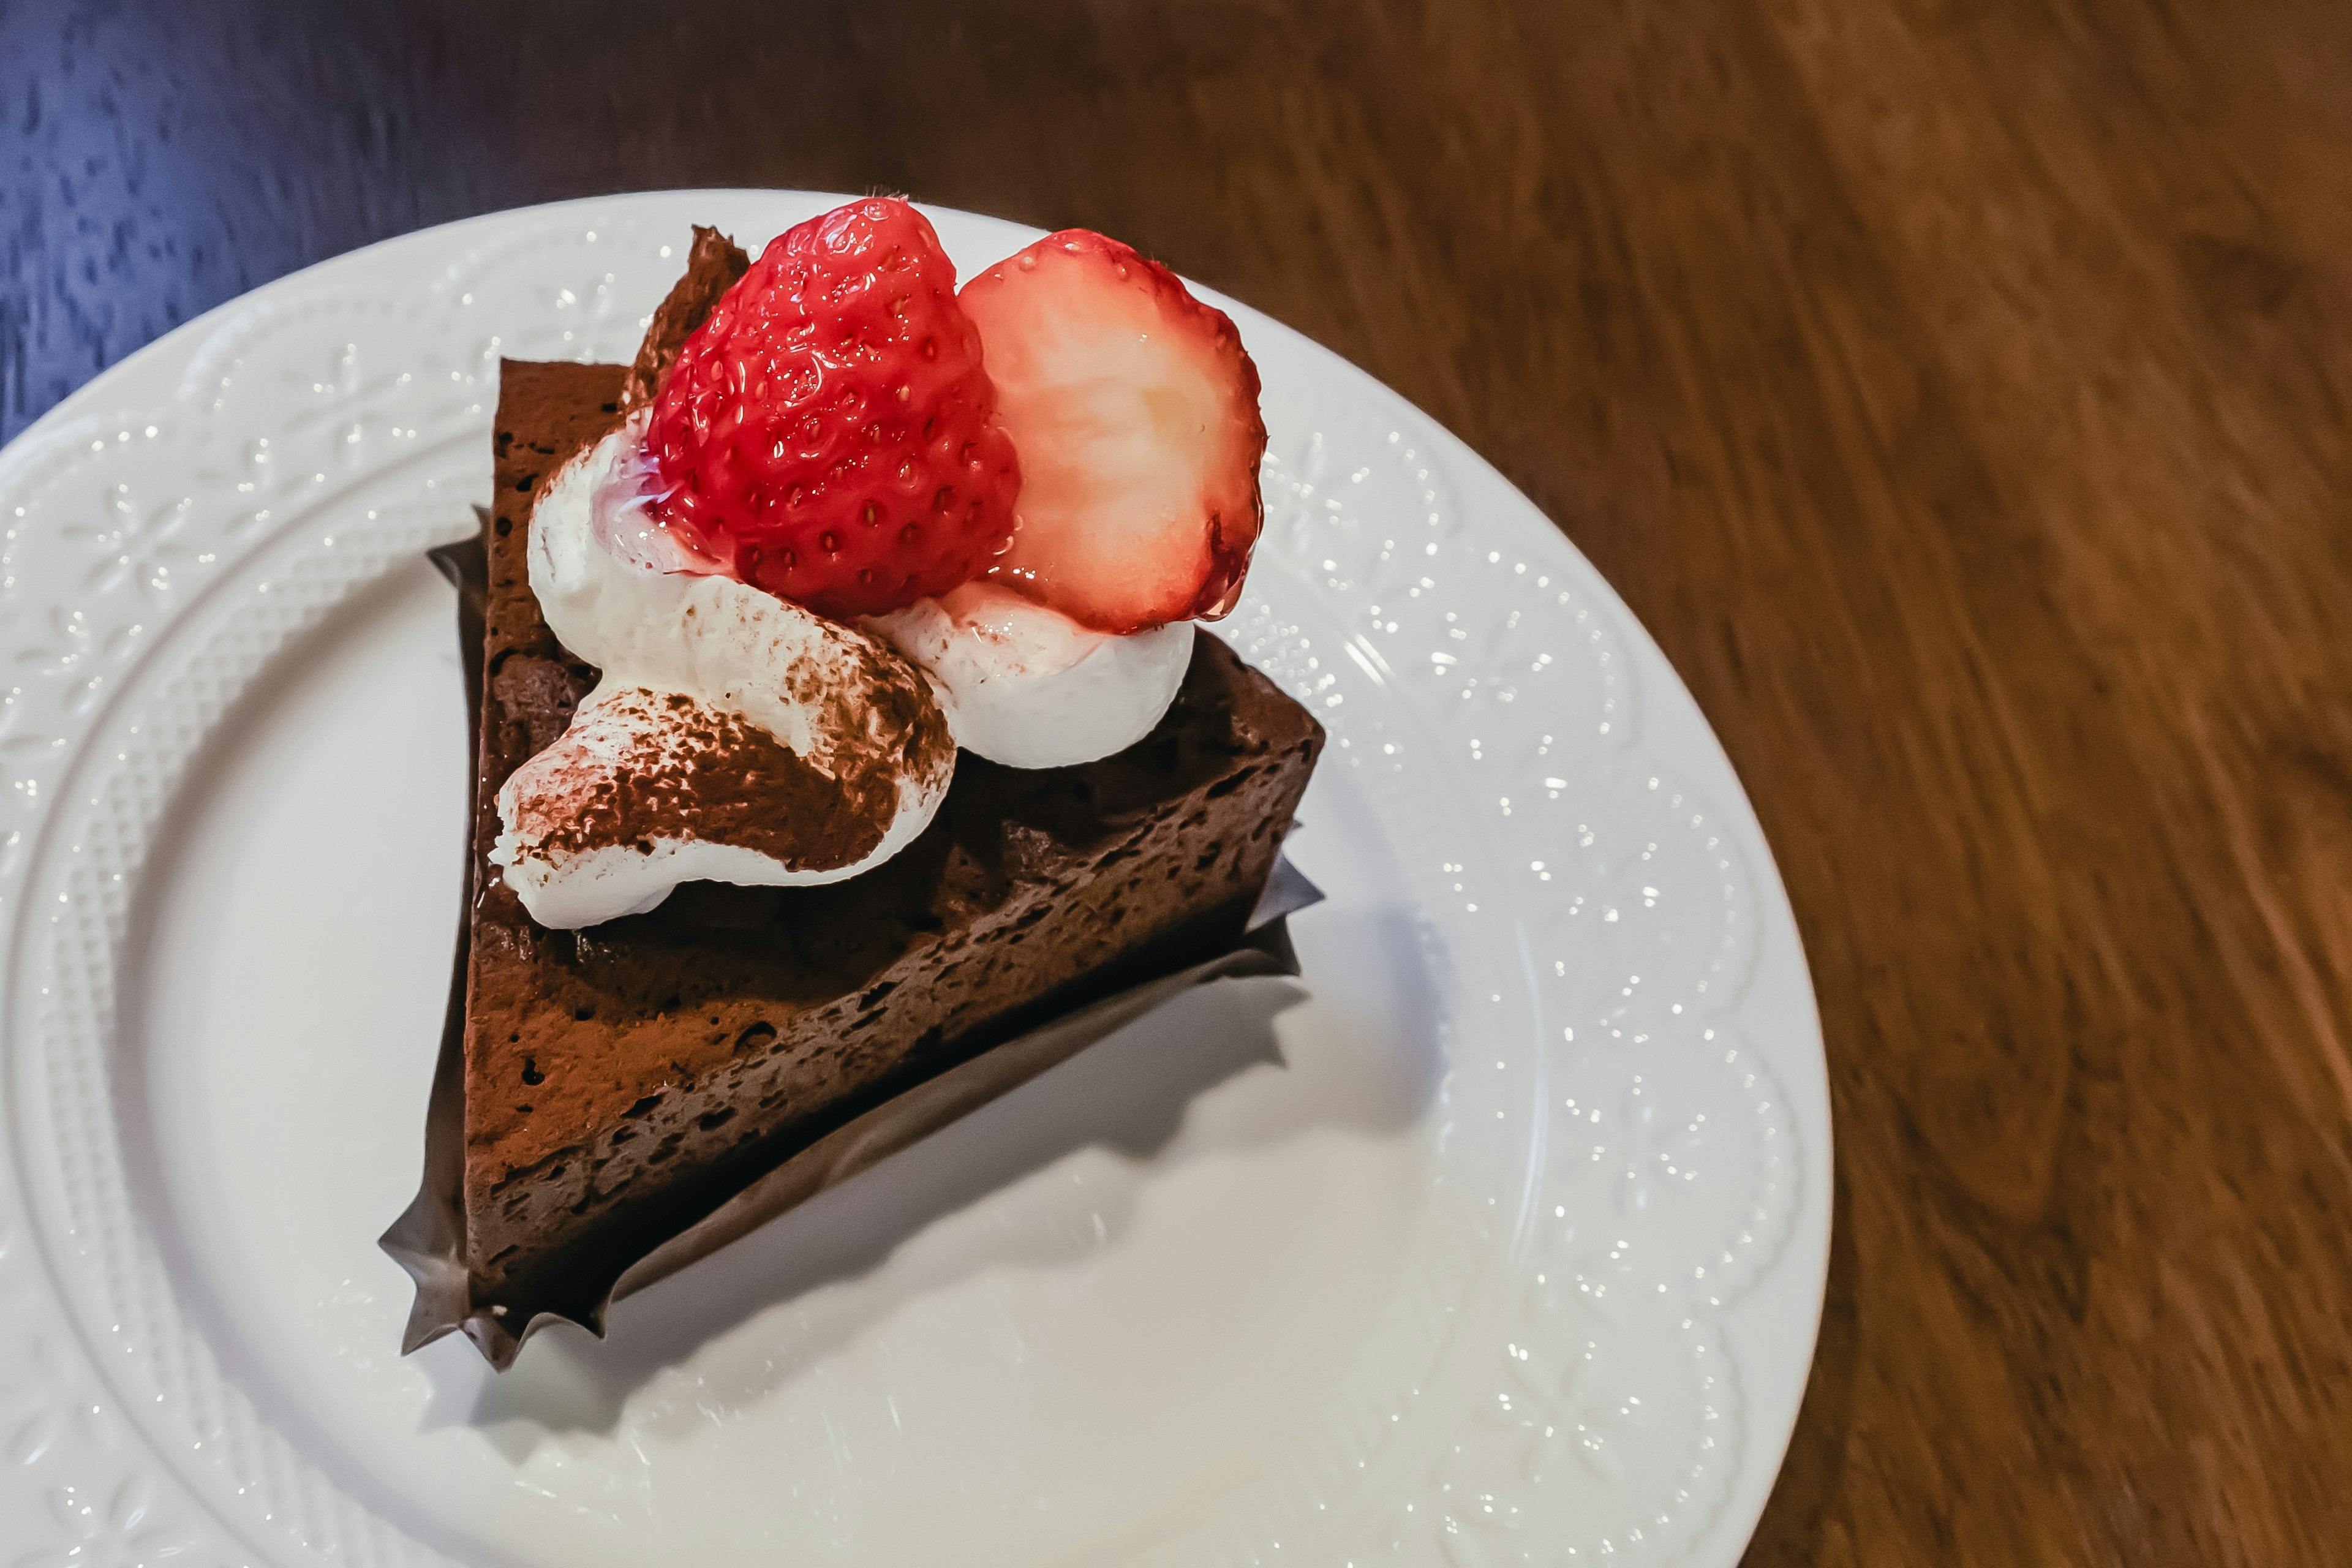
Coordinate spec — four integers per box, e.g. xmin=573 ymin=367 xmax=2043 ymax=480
xmin=9 ymin=2 xmax=2348 ymax=1561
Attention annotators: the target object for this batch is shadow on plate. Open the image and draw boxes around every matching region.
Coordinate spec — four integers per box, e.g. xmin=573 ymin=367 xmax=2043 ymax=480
xmin=415 ymin=902 xmax=1438 ymax=1459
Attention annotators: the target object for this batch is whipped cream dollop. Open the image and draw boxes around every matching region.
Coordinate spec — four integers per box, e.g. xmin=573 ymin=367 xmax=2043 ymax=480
xmin=493 ymin=418 xmax=957 ymax=929
xmin=873 ymin=583 xmax=1193 ymax=770
xmin=498 ymin=417 xmax=1199 ymax=927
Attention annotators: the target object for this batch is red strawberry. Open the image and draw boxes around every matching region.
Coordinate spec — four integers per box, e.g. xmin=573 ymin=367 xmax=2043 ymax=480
xmin=647 ymin=198 xmax=1021 ymax=619
xmin=959 ymin=231 xmax=1265 ymax=633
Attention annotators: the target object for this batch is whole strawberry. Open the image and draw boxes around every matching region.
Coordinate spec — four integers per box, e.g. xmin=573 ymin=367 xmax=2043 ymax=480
xmin=647 ymin=198 xmax=1020 ymax=619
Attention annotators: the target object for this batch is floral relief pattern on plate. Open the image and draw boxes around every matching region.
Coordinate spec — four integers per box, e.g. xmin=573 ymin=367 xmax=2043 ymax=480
xmin=0 ymin=194 xmax=1826 ymax=1568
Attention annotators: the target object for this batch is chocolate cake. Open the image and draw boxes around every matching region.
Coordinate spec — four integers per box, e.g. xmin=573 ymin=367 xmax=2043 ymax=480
xmin=455 ymin=341 xmax=1322 ymax=1336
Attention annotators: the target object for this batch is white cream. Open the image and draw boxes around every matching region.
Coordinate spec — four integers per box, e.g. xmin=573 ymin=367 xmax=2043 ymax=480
xmin=498 ymin=415 xmax=1199 ymax=929
xmin=874 ymin=582 xmax=1193 ymax=770
xmin=493 ymin=419 xmax=956 ymax=929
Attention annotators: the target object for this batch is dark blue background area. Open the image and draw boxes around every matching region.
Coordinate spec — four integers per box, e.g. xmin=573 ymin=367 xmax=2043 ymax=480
xmin=0 ymin=0 xmax=1325 ymax=445
xmin=2 ymin=3 xmax=429 ymax=440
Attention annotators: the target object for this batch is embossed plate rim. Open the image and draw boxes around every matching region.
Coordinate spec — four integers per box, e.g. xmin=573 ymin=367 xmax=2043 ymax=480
xmin=0 ymin=189 xmax=1828 ymax=1568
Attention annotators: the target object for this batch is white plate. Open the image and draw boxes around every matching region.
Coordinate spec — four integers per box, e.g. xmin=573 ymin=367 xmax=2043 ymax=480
xmin=0 ymin=192 xmax=1827 ymax=1568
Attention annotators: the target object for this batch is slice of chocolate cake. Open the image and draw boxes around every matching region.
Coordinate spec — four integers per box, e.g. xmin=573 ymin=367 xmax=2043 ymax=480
xmin=450 ymin=363 xmax=1321 ymax=1350
xmin=380 ymin=217 xmax=1327 ymax=1365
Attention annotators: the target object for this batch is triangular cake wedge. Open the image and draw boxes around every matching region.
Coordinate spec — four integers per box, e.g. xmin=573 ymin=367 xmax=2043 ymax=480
xmin=457 ymin=239 xmax=1324 ymax=1332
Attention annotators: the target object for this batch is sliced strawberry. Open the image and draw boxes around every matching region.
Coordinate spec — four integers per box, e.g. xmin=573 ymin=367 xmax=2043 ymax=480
xmin=647 ymin=198 xmax=1021 ymax=620
xmin=959 ymin=231 xmax=1265 ymax=633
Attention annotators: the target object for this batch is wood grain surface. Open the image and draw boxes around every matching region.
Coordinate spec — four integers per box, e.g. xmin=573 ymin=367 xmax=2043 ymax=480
xmin=7 ymin=1 xmax=2350 ymax=1561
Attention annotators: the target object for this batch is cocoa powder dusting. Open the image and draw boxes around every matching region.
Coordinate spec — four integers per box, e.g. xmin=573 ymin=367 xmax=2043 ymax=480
xmin=823 ymin=632 xmax=958 ymax=786
xmin=516 ymin=688 xmax=894 ymax=869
